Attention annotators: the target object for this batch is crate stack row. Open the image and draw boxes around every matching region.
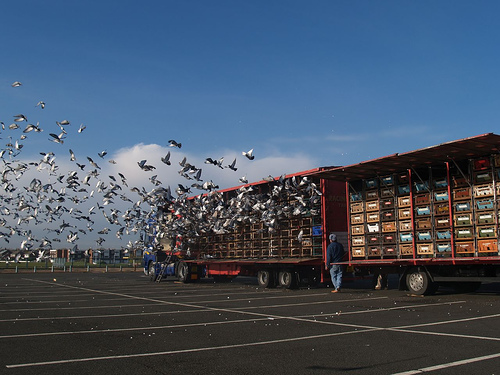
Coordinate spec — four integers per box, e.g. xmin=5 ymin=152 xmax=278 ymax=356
xmin=349 ymin=155 xmax=500 ymax=259
xmin=195 ymin=214 xmax=323 ymax=259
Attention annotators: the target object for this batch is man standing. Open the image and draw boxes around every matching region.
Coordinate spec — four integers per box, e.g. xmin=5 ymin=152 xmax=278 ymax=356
xmin=326 ymin=233 xmax=344 ymax=293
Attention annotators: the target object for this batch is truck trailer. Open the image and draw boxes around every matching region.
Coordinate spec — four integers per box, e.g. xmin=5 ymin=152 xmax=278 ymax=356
xmin=144 ymin=133 xmax=500 ymax=295
xmin=143 ymin=167 xmax=348 ymax=288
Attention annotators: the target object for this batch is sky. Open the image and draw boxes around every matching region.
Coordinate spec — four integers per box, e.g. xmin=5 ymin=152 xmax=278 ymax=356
xmin=1 ymin=0 xmax=500 ymax=250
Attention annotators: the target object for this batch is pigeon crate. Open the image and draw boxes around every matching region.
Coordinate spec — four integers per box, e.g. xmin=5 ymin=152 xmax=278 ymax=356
xmin=352 ymin=247 xmax=366 ymax=257
xmin=478 ymin=226 xmax=496 ymax=238
xmin=381 ymin=210 xmax=395 ymax=221
xmin=434 ymin=191 xmax=449 ymax=202
xmin=365 ymin=200 xmax=380 ymax=212
xmin=227 ymin=250 xmax=236 ymax=257
xmin=380 ymin=198 xmax=395 ymax=210
xmin=415 ymin=218 xmax=432 ymax=230
xmin=260 ymin=231 xmax=270 ymax=239
xmin=300 ymin=217 xmax=312 ymax=226
xmin=398 ymin=208 xmax=412 ymax=219
xmin=475 ymin=171 xmax=493 ymax=183
xmin=454 ymin=213 xmax=472 ymax=226
xmin=365 ymin=178 xmax=378 ymax=189
xmin=474 ymin=157 xmax=491 ymax=170
xmin=400 ymin=244 xmax=414 ymax=256
xmin=436 ymin=230 xmax=452 ymax=240
xmin=415 ymin=206 xmax=431 ymax=216
xmin=476 ymin=198 xmax=494 ymax=211
xmin=397 ymin=184 xmax=411 ymax=195
xmin=366 ymin=212 xmax=380 ymax=223
xmin=367 ymin=246 xmax=382 ymax=257
xmin=398 ymin=196 xmax=411 ymax=207
xmin=454 ymin=201 xmax=471 ymax=212
xmin=243 ymin=233 xmax=252 ymax=240
xmin=477 ymin=212 xmax=495 ymax=225
xmin=414 ymin=193 xmax=431 ymax=205
xmin=312 ymin=225 xmax=322 ymax=236
xmin=351 ymin=214 xmax=364 ymax=224
xmin=414 ymin=181 xmax=430 ymax=192
xmin=455 ymin=227 xmax=474 ymax=239
xmin=350 ymin=192 xmax=363 ymax=202
xmin=400 ymin=232 xmax=413 ymax=242
xmin=281 ymin=249 xmax=292 ymax=257
xmin=380 ymin=175 xmax=395 ymax=186
xmin=399 ymin=220 xmax=412 ymax=231
xmin=366 ymin=190 xmax=379 ymax=200
xmin=435 ymin=243 xmax=451 ymax=253
xmin=280 ymin=229 xmax=291 ymax=237
xmin=380 ymin=187 xmax=395 ymax=198
xmin=417 ymin=231 xmax=432 ymax=241
xmin=227 ymin=242 xmax=236 ymax=250
xmin=455 ymin=241 xmax=475 ymax=254
xmin=366 ymin=234 xmax=380 ymax=245
xmin=244 ymin=249 xmax=253 ymax=258
xmin=382 ymin=245 xmax=397 ymax=257
xmin=367 ymin=223 xmax=380 ymax=233
xmin=473 ymin=184 xmax=494 ymax=197
xmin=302 ymin=238 xmax=312 ymax=247
xmin=261 ymin=240 xmax=269 ymax=249
xmin=417 ymin=243 xmax=434 ymax=255
xmin=280 ymin=238 xmax=290 ymax=248
xmin=398 ymin=172 xmax=410 ymax=183
xmin=382 ymin=233 xmax=397 ymax=244
xmin=453 ymin=187 xmax=471 ymax=200
xmin=252 ymin=223 xmax=263 ymax=231
xmin=478 ymin=239 xmax=498 ymax=253
xmin=434 ymin=203 xmax=450 ymax=216
xmin=452 ymin=176 xmax=468 ymax=187
xmin=433 ymin=178 xmax=448 ymax=189
xmin=270 ymin=239 xmax=280 ymax=247
xmin=300 ymin=247 xmax=313 ymax=257
xmin=351 ymin=225 xmax=365 ymax=235
xmin=252 ymin=249 xmax=263 ymax=257
xmin=352 ymin=236 xmax=365 ymax=246
xmin=243 ymin=241 xmax=253 ymax=249
xmin=381 ymin=222 xmax=396 ymax=232
xmin=350 ymin=202 xmax=364 ymax=213
xmin=435 ymin=217 xmax=451 ymax=229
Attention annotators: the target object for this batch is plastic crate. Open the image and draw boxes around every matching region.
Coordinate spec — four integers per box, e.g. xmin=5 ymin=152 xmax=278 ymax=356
xmin=476 ymin=199 xmax=494 ymax=211
xmin=398 ymin=196 xmax=411 ymax=207
xmin=474 ymin=157 xmax=491 ymax=170
xmin=350 ymin=202 xmax=364 ymax=213
xmin=478 ymin=227 xmax=496 ymax=238
xmin=400 ymin=244 xmax=414 ymax=255
xmin=434 ymin=191 xmax=449 ymax=202
xmin=368 ymin=247 xmax=381 ymax=256
xmin=454 ymin=213 xmax=472 ymax=226
xmin=398 ymin=208 xmax=412 ymax=219
xmin=351 ymin=214 xmax=364 ymax=224
xmin=415 ymin=206 xmax=431 ymax=216
xmin=454 ymin=201 xmax=471 ymax=212
xmin=399 ymin=220 xmax=412 ymax=231
xmin=352 ymin=247 xmax=366 ymax=257
xmin=453 ymin=187 xmax=471 ymax=200
xmin=414 ymin=193 xmax=430 ymax=205
xmin=380 ymin=199 xmax=394 ymax=210
xmin=367 ymin=223 xmax=380 ymax=233
xmin=473 ymin=184 xmax=494 ymax=197
xmin=417 ymin=231 xmax=432 ymax=241
xmin=414 ymin=181 xmax=430 ymax=192
xmin=455 ymin=227 xmax=474 ymax=239
xmin=380 ymin=175 xmax=395 ymax=186
xmin=455 ymin=241 xmax=475 ymax=254
xmin=350 ymin=192 xmax=363 ymax=202
xmin=381 ymin=210 xmax=395 ymax=221
xmin=382 ymin=222 xmax=396 ymax=232
xmin=436 ymin=230 xmax=451 ymax=240
xmin=417 ymin=243 xmax=434 ymax=255
xmin=400 ymin=233 xmax=413 ymax=242
xmin=415 ymin=218 xmax=431 ymax=230
xmin=452 ymin=176 xmax=468 ymax=187
xmin=312 ymin=225 xmax=322 ymax=236
xmin=477 ymin=212 xmax=495 ymax=225
xmin=382 ymin=246 xmax=397 ymax=256
xmin=433 ymin=178 xmax=448 ymax=189
xmin=474 ymin=171 xmax=492 ymax=183
xmin=380 ymin=187 xmax=395 ymax=198
xmin=366 ymin=212 xmax=380 ymax=223
xmin=478 ymin=240 xmax=498 ymax=253
xmin=382 ymin=234 xmax=396 ymax=243
xmin=366 ymin=190 xmax=378 ymax=200
xmin=366 ymin=201 xmax=380 ymax=212
xmin=436 ymin=243 xmax=452 ymax=253
xmin=366 ymin=234 xmax=380 ymax=244
xmin=397 ymin=184 xmax=411 ymax=195
xmin=365 ymin=178 xmax=378 ymax=189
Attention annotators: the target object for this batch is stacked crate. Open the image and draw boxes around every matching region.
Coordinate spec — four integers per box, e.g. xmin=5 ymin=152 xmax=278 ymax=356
xmin=349 ymin=154 xmax=500 ymax=259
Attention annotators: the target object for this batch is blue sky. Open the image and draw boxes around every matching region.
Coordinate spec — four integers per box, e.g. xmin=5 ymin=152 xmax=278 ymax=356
xmin=1 ymin=1 xmax=500 ymax=249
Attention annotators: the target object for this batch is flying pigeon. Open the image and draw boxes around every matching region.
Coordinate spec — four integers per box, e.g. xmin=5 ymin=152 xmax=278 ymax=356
xmin=242 ymin=149 xmax=254 ymax=160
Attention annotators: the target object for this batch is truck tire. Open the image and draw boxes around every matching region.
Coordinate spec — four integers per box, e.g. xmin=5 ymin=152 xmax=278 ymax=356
xmin=177 ymin=262 xmax=191 ymax=283
xmin=257 ymin=269 xmax=276 ymax=288
xmin=278 ymin=270 xmax=296 ymax=289
xmin=406 ymin=268 xmax=436 ymax=295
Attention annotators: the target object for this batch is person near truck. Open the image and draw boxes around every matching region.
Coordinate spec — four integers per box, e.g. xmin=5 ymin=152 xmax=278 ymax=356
xmin=326 ymin=233 xmax=344 ymax=293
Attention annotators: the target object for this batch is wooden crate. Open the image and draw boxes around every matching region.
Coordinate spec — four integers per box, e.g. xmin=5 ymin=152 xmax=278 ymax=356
xmin=352 ymin=236 xmax=365 ymax=246
xmin=352 ymin=247 xmax=366 ymax=257
xmin=399 ymin=220 xmax=412 ymax=232
xmin=366 ymin=200 xmax=380 ymax=211
xmin=350 ymin=202 xmax=364 ymax=213
xmin=382 ymin=222 xmax=396 ymax=232
xmin=366 ymin=212 xmax=380 ymax=223
xmin=351 ymin=214 xmax=364 ymax=224
xmin=351 ymin=225 xmax=365 ymax=235
xmin=398 ymin=208 xmax=412 ymax=219
xmin=398 ymin=196 xmax=411 ymax=207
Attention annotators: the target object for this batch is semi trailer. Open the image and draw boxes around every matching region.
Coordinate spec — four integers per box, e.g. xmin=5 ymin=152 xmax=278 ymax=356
xmin=145 ymin=133 xmax=500 ymax=295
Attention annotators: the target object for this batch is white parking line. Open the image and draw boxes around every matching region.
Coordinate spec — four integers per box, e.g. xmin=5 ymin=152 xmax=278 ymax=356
xmin=6 ymin=328 xmax=379 ymax=369
xmin=392 ymin=352 xmax=500 ymax=374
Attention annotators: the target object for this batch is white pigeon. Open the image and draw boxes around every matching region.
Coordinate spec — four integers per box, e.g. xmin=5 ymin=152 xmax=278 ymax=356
xmin=242 ymin=148 xmax=254 ymax=160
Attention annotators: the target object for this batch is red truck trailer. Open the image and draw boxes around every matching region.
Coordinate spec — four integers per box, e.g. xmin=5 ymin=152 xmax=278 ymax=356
xmin=308 ymin=133 xmax=500 ymax=294
xmin=144 ymin=167 xmax=348 ymax=288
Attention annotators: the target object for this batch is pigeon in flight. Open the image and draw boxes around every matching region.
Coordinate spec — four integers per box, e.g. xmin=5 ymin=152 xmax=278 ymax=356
xmin=226 ymin=158 xmax=237 ymax=171
xmin=168 ymin=139 xmax=182 ymax=148
xmin=11 ymin=81 xmax=22 ymax=87
xmin=242 ymin=149 xmax=254 ymax=160
xmin=161 ymin=151 xmax=171 ymax=165
xmin=36 ymin=101 xmax=46 ymax=109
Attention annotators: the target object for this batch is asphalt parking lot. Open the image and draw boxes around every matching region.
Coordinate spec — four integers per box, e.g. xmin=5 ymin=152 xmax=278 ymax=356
xmin=1 ymin=272 xmax=500 ymax=375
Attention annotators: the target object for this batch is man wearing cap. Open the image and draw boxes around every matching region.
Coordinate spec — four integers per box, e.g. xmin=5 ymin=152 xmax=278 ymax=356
xmin=326 ymin=233 xmax=344 ymax=293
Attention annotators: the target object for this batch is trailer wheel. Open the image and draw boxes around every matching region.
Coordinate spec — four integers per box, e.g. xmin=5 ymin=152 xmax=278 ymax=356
xmin=148 ymin=262 xmax=156 ymax=282
xmin=406 ymin=268 xmax=436 ymax=295
xmin=177 ymin=262 xmax=191 ymax=283
xmin=278 ymin=270 xmax=296 ymax=289
xmin=257 ymin=270 xmax=275 ymax=288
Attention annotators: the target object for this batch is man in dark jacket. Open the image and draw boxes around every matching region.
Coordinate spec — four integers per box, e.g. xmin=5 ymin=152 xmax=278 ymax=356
xmin=325 ymin=233 xmax=344 ymax=293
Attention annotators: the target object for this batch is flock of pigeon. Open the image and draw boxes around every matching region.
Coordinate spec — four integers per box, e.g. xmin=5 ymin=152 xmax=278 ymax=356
xmin=2 ymin=81 xmax=321 ymax=261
